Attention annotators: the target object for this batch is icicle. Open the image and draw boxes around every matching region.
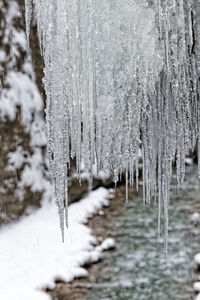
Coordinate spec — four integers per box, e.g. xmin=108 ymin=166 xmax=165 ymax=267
xmin=25 ymin=0 xmax=200 ymax=248
xmin=24 ymin=0 xmax=32 ymax=48
xmin=125 ymin=166 xmax=128 ymax=204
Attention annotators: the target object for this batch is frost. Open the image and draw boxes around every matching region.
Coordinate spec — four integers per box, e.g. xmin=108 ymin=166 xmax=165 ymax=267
xmin=25 ymin=0 xmax=200 ymax=249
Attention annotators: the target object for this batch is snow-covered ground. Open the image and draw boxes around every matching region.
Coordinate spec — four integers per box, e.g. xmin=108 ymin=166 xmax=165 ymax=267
xmin=0 ymin=187 xmax=114 ymax=300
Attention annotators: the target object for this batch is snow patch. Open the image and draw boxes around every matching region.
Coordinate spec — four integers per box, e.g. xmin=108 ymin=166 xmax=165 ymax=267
xmin=96 ymin=238 xmax=116 ymax=252
xmin=0 ymin=187 xmax=114 ymax=300
xmin=194 ymin=282 xmax=200 ymax=292
xmin=194 ymin=253 xmax=200 ymax=265
xmin=190 ymin=212 xmax=200 ymax=225
xmin=185 ymin=158 xmax=193 ymax=166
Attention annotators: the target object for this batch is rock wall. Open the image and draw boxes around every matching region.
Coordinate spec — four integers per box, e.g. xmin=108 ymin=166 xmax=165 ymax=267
xmin=0 ymin=0 xmax=48 ymax=224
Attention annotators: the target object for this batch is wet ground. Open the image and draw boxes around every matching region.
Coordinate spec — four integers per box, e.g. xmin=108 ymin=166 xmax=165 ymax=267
xmin=50 ymin=166 xmax=200 ymax=300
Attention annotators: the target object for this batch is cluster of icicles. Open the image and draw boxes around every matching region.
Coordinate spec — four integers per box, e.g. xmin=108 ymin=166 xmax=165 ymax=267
xmin=25 ymin=0 xmax=200 ymax=250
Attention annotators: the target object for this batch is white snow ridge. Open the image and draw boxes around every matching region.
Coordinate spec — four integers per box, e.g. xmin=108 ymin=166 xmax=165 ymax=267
xmin=0 ymin=188 xmax=114 ymax=300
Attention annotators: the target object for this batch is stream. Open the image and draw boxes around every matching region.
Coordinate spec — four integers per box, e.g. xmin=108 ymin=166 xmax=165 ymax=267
xmin=51 ymin=166 xmax=200 ymax=300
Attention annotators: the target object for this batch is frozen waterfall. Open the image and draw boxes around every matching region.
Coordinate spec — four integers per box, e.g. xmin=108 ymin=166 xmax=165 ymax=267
xmin=25 ymin=0 xmax=200 ymax=250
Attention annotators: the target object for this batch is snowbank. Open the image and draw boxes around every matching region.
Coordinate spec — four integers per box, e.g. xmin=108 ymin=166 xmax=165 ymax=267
xmin=0 ymin=187 xmax=114 ymax=300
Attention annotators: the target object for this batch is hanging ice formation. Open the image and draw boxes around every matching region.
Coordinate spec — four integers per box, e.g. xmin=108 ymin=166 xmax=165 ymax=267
xmin=25 ymin=0 xmax=200 ymax=247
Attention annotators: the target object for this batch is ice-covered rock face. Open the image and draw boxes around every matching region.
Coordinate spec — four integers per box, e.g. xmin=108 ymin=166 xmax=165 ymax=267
xmin=25 ymin=0 xmax=199 ymax=249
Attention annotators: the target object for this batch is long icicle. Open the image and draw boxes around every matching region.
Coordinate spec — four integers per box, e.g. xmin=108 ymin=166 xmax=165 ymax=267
xmin=25 ymin=0 xmax=200 ymax=249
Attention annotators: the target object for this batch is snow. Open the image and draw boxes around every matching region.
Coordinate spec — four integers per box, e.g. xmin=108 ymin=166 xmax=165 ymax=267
xmin=0 ymin=70 xmax=43 ymax=126
xmin=0 ymin=0 xmax=48 ymax=210
xmin=0 ymin=187 xmax=114 ymax=300
xmin=190 ymin=212 xmax=200 ymax=225
xmin=194 ymin=282 xmax=200 ymax=292
xmin=97 ymin=238 xmax=116 ymax=251
xmin=98 ymin=210 xmax=104 ymax=216
xmin=185 ymin=158 xmax=194 ymax=166
xmin=194 ymin=253 xmax=200 ymax=265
